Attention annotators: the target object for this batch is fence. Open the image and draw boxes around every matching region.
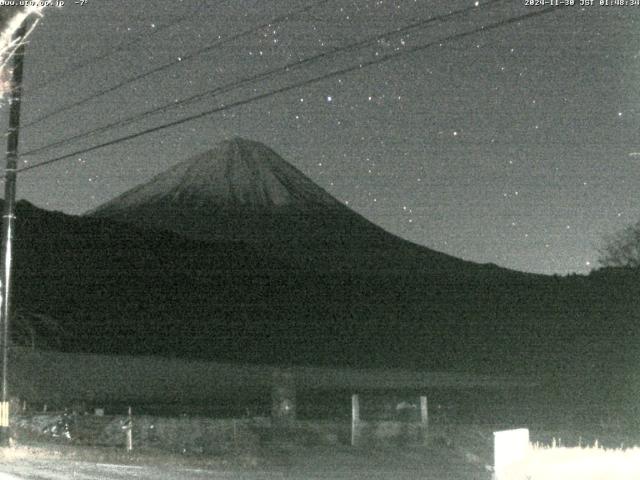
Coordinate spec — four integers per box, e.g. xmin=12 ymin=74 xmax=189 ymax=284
xmin=13 ymin=412 xmax=267 ymax=454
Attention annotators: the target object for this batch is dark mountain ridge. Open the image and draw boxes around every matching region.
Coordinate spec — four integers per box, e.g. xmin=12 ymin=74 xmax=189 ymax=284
xmin=3 ymin=138 xmax=638 ymax=384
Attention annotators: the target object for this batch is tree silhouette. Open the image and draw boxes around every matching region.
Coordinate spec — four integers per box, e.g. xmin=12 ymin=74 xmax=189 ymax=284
xmin=0 ymin=6 xmax=43 ymax=75
xmin=598 ymin=220 xmax=640 ymax=268
xmin=0 ymin=7 xmax=26 ymax=30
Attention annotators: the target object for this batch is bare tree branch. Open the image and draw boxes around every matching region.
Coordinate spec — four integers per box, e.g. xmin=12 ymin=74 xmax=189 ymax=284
xmin=598 ymin=220 xmax=640 ymax=268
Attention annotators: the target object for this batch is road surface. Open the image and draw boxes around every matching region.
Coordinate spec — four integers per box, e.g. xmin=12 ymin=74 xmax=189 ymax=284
xmin=0 ymin=445 xmax=491 ymax=479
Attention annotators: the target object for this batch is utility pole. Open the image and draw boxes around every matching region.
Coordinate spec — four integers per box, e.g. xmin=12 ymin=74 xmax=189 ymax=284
xmin=0 ymin=21 xmax=28 ymax=446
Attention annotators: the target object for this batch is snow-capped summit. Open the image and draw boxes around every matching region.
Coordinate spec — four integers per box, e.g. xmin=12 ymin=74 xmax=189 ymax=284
xmin=92 ymin=137 xmax=342 ymax=213
xmin=87 ymin=137 xmax=374 ymax=244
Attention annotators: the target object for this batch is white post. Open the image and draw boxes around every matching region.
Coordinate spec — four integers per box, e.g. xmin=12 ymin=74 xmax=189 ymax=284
xmin=420 ymin=395 xmax=428 ymax=443
xmin=351 ymin=394 xmax=360 ymax=446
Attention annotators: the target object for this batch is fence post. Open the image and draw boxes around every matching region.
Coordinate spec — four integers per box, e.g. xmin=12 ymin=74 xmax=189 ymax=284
xmin=351 ymin=394 xmax=360 ymax=447
xmin=125 ymin=406 xmax=133 ymax=452
xmin=420 ymin=395 xmax=428 ymax=444
xmin=271 ymin=369 xmax=296 ymax=428
xmin=233 ymin=419 xmax=238 ymax=449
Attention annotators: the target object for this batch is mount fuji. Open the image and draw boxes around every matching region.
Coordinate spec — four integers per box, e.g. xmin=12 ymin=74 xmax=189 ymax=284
xmin=87 ymin=137 xmax=474 ymax=271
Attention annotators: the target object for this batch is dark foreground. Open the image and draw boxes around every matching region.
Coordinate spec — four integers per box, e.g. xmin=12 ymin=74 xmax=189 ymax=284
xmin=0 ymin=443 xmax=490 ymax=480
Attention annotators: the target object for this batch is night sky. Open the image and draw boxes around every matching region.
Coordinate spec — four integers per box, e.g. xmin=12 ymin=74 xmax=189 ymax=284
xmin=2 ymin=0 xmax=638 ymax=275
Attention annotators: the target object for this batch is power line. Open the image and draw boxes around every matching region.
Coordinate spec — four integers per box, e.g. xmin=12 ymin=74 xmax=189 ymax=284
xmin=18 ymin=5 xmax=563 ymax=174
xmin=23 ymin=0 xmax=331 ymax=129
xmin=28 ymin=2 xmax=209 ymax=93
xmin=15 ymin=5 xmax=564 ymax=177
xmin=22 ymin=0 xmax=507 ymax=158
